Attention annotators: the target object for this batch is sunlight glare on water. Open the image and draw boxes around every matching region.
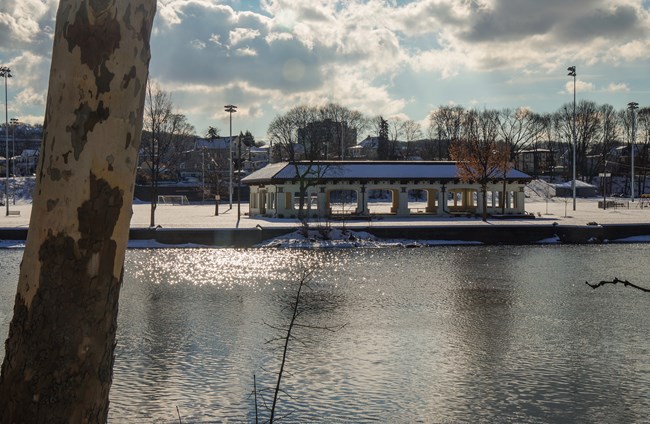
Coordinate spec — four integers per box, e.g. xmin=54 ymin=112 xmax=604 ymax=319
xmin=2 ymin=245 xmax=650 ymax=422
xmin=129 ymin=248 xmax=341 ymax=289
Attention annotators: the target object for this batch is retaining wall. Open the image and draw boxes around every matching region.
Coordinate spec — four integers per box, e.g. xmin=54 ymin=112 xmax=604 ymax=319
xmin=2 ymin=224 xmax=650 ymax=247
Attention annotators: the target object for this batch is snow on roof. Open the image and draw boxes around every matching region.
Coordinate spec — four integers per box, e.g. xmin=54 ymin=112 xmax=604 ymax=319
xmin=242 ymin=161 xmax=531 ymax=184
xmin=195 ymin=136 xmax=237 ymax=150
xmin=554 ymin=180 xmax=597 ymax=188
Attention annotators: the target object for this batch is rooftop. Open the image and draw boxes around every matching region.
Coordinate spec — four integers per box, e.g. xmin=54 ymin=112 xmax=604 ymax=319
xmin=242 ymin=161 xmax=532 ymax=184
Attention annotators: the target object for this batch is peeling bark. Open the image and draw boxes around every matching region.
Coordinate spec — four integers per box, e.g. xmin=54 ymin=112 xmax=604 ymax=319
xmin=0 ymin=0 xmax=156 ymax=422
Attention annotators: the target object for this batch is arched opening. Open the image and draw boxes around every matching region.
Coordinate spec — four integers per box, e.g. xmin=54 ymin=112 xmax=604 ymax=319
xmin=367 ymin=189 xmax=393 ymax=215
xmin=329 ymin=189 xmax=358 ymax=215
xmin=447 ymin=188 xmax=478 ymax=214
xmin=407 ymin=188 xmax=432 ymax=214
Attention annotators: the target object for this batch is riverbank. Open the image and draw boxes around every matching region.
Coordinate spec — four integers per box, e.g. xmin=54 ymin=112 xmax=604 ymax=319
xmin=2 ymin=197 xmax=650 ymax=247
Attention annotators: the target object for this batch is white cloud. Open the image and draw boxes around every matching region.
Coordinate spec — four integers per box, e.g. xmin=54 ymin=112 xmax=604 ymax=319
xmin=606 ymin=82 xmax=631 ymax=92
xmin=1 ymin=0 xmax=650 ymax=140
xmin=15 ymin=87 xmax=45 ymax=108
xmin=209 ymin=34 xmax=223 ymax=46
xmin=235 ymin=47 xmax=257 ymax=56
xmin=190 ymin=39 xmax=206 ymax=50
xmin=564 ymin=80 xmax=595 ymax=94
xmin=229 ymin=27 xmax=261 ymax=45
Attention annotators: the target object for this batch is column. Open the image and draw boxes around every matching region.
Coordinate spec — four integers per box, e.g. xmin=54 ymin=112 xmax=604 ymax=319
xmin=437 ymin=187 xmax=446 ymax=215
xmin=397 ymin=187 xmax=409 ymax=216
xmin=426 ymin=189 xmax=437 ymax=213
xmin=317 ymin=187 xmax=328 ymax=218
xmin=356 ymin=186 xmax=368 ymax=215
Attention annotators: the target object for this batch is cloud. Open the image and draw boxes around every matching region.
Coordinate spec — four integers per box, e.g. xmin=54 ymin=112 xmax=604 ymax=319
xmin=564 ymin=80 xmax=595 ymax=93
xmin=1 ymin=0 xmax=650 ymax=140
xmin=230 ymin=27 xmax=261 ymax=45
xmin=0 ymin=0 xmax=56 ymax=47
xmin=606 ymin=82 xmax=630 ymax=92
xmin=15 ymin=86 xmax=45 ymax=108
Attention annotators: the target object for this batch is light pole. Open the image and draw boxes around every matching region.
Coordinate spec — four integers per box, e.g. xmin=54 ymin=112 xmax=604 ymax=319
xmin=567 ymin=65 xmax=577 ymax=211
xmin=10 ymin=117 xmax=18 ymax=204
xmin=10 ymin=117 xmax=18 ymax=159
xmin=224 ymin=104 xmax=237 ymax=210
xmin=1 ymin=66 xmax=12 ymax=216
xmin=237 ymin=131 xmax=242 ymax=221
xmin=628 ymin=101 xmax=638 ymax=202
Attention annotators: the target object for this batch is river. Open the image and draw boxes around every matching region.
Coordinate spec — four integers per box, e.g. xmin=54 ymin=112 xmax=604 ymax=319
xmin=1 ymin=245 xmax=650 ymax=422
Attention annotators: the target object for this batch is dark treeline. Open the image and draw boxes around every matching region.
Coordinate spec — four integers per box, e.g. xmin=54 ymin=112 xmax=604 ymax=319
xmin=267 ymin=102 xmax=650 ymax=191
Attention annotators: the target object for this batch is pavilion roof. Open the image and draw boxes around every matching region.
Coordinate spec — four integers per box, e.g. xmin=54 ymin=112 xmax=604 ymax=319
xmin=242 ymin=161 xmax=531 ymax=184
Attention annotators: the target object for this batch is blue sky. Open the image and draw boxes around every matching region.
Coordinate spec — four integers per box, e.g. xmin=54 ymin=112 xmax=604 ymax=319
xmin=0 ymin=0 xmax=648 ymax=141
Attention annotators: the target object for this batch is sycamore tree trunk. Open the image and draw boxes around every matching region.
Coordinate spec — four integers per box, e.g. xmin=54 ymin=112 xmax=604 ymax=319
xmin=0 ymin=0 xmax=155 ymax=422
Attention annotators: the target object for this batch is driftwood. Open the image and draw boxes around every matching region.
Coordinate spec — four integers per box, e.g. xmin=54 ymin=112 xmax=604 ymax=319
xmin=585 ymin=277 xmax=650 ymax=292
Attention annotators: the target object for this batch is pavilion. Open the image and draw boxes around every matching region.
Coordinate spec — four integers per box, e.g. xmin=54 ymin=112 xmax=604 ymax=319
xmin=242 ymin=161 xmax=532 ymax=219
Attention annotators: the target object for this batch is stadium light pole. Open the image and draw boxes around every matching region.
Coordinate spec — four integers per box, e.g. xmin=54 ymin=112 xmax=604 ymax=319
xmin=10 ymin=117 xmax=18 ymax=204
xmin=567 ymin=66 xmax=577 ymax=211
xmin=1 ymin=66 xmax=12 ymax=216
xmin=224 ymin=104 xmax=237 ymax=210
xmin=628 ymin=101 xmax=638 ymax=202
xmin=10 ymin=117 xmax=18 ymax=159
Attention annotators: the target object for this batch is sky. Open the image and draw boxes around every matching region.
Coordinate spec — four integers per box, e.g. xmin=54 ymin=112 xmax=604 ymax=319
xmin=0 ymin=0 xmax=649 ymax=142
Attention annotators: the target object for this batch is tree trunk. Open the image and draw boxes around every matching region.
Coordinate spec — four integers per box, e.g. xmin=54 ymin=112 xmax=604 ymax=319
xmin=482 ymin=185 xmax=488 ymax=222
xmin=150 ymin=179 xmax=157 ymax=227
xmin=0 ymin=1 xmax=155 ymax=422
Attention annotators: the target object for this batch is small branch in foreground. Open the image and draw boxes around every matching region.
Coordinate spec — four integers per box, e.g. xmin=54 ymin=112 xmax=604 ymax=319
xmin=585 ymin=277 xmax=650 ymax=292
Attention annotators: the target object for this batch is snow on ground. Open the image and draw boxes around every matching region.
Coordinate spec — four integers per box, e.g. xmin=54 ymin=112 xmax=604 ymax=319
xmin=3 ymin=176 xmax=650 ymax=248
xmin=256 ymin=227 xmax=484 ymax=248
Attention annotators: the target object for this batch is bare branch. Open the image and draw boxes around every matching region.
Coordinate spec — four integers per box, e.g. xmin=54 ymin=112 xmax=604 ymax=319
xmin=293 ymin=322 xmax=349 ymax=332
xmin=585 ymin=277 xmax=650 ymax=292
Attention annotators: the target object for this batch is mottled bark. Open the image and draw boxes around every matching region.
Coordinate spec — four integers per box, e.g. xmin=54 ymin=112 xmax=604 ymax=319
xmin=0 ymin=0 xmax=156 ymax=422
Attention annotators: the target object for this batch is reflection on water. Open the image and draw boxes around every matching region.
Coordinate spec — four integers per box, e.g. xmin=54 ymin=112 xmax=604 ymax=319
xmin=2 ymin=245 xmax=650 ymax=422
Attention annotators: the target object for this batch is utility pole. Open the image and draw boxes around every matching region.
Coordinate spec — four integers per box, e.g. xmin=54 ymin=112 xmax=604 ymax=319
xmin=628 ymin=102 xmax=638 ymax=202
xmin=567 ymin=66 xmax=577 ymax=211
xmin=224 ymin=104 xmax=237 ymax=209
xmin=1 ymin=66 xmax=12 ymax=216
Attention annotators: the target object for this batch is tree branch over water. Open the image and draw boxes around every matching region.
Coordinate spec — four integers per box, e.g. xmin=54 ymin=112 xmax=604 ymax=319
xmin=585 ymin=277 xmax=650 ymax=292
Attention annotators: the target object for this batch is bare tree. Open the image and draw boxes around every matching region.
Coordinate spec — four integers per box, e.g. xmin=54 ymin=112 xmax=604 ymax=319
xmin=318 ymin=103 xmax=367 ymax=159
xmin=557 ymin=100 xmax=601 ymax=181
xmin=636 ymin=108 xmax=650 ymax=194
xmin=141 ymin=82 xmax=195 ymax=226
xmin=587 ymin=104 xmax=620 ymax=182
xmin=496 ymin=107 xmax=542 ymax=159
xmin=267 ymin=106 xmax=330 ymax=218
xmin=258 ymin=269 xmax=347 ymax=423
xmin=450 ymin=109 xmax=510 ymax=221
xmin=428 ymin=105 xmax=465 ymax=160
xmin=0 ymin=0 xmax=155 ymax=421
xmin=401 ymin=119 xmax=423 ymax=159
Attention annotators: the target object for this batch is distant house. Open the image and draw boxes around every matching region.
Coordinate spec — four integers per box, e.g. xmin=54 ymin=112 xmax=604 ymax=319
xmin=348 ymin=136 xmax=381 ymax=159
xmin=244 ymin=145 xmax=270 ymax=173
xmin=10 ymin=149 xmax=39 ymax=176
xmin=242 ymin=160 xmax=532 ymax=219
xmin=515 ymin=149 xmax=555 ymax=176
xmin=554 ymin=180 xmax=598 ymax=197
xmin=180 ymin=136 xmax=241 ymax=177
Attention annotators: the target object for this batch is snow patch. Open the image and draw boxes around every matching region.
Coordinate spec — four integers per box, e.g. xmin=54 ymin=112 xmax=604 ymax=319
xmin=257 ymin=228 xmax=483 ymax=248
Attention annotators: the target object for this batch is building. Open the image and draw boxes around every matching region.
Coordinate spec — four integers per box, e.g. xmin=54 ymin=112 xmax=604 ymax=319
xmin=243 ymin=161 xmax=532 ymax=219
xmin=515 ymin=149 xmax=555 ymax=176
xmin=348 ymin=136 xmax=380 ymax=159
xmin=554 ymin=180 xmax=598 ymax=198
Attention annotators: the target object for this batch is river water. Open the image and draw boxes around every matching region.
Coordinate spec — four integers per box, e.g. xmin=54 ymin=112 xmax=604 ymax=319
xmin=1 ymin=245 xmax=650 ymax=423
